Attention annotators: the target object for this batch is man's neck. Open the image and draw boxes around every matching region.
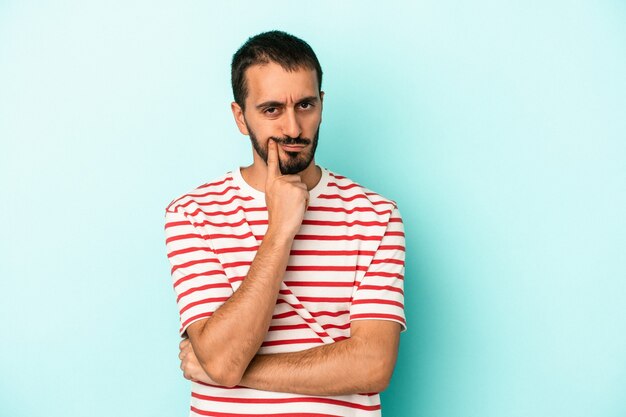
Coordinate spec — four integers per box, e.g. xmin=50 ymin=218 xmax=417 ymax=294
xmin=241 ymin=161 xmax=322 ymax=194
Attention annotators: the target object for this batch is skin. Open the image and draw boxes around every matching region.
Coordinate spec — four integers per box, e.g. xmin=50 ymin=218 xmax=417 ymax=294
xmin=179 ymin=62 xmax=401 ymax=394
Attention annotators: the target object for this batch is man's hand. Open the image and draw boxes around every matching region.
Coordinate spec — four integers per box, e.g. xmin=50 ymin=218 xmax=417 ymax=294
xmin=264 ymin=138 xmax=309 ymax=240
xmin=179 ymin=339 xmax=217 ymax=385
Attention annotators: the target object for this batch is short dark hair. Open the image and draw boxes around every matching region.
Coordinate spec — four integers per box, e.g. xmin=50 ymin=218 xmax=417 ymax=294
xmin=231 ymin=30 xmax=323 ymax=109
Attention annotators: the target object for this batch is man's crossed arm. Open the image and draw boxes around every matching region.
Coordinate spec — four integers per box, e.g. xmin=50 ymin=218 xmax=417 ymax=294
xmin=180 ymin=319 xmax=401 ymax=395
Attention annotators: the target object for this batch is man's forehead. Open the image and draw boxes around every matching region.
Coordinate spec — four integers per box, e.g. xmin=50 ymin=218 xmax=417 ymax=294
xmin=245 ymin=62 xmax=319 ymax=102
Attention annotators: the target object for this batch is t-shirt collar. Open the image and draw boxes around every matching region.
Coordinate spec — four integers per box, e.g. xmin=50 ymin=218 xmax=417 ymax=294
xmin=232 ymin=165 xmax=330 ymax=202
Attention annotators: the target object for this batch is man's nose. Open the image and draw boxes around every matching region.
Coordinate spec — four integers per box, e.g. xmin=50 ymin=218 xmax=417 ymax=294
xmin=282 ymin=109 xmax=302 ymax=139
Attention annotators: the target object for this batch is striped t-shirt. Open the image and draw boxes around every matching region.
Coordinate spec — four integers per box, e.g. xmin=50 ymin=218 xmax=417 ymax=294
xmin=164 ymin=166 xmax=406 ymax=417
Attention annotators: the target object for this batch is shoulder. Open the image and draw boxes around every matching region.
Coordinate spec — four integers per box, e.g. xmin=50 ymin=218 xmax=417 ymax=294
xmin=324 ymin=170 xmax=400 ymax=214
xmin=164 ymin=171 xmax=237 ymax=215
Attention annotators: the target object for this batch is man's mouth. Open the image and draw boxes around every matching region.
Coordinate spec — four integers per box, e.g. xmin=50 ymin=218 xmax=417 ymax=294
xmin=280 ymin=143 xmax=307 ymax=152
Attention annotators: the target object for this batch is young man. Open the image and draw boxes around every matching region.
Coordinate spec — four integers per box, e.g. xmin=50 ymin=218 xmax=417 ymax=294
xmin=164 ymin=30 xmax=406 ymax=416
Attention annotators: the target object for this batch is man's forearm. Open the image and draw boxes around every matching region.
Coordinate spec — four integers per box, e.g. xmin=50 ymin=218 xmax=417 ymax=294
xmin=187 ymin=230 xmax=292 ymax=386
xmin=239 ymin=321 xmax=401 ymax=396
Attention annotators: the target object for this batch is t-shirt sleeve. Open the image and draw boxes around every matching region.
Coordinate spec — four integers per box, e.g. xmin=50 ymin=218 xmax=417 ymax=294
xmin=350 ymin=205 xmax=407 ymax=331
xmin=164 ymin=207 xmax=234 ymax=337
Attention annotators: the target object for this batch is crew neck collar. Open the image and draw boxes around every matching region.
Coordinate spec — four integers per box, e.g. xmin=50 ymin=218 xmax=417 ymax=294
xmin=232 ymin=165 xmax=330 ymax=202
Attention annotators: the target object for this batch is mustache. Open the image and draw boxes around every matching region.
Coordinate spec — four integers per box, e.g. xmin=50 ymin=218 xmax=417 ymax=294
xmin=270 ymin=136 xmax=311 ymax=146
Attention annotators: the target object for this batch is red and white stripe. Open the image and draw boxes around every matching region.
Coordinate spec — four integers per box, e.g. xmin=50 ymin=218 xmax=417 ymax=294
xmin=164 ymin=167 xmax=406 ymax=417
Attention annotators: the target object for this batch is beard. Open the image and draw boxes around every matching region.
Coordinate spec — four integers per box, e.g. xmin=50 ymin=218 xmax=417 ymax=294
xmin=247 ymin=123 xmax=320 ymax=175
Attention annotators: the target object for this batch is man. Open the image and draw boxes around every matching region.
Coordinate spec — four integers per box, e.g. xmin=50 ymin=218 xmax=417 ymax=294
xmin=164 ymin=30 xmax=406 ymax=416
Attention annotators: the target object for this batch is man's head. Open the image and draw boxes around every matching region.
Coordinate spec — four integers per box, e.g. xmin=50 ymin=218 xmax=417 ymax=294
xmin=230 ymin=31 xmax=324 ymax=175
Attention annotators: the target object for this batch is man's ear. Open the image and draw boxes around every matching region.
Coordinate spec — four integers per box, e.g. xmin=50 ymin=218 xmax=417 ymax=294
xmin=319 ymin=91 xmax=325 ymax=122
xmin=231 ymin=101 xmax=249 ymax=135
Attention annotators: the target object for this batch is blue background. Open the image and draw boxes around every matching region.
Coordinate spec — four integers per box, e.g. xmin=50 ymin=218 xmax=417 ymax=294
xmin=1 ymin=1 xmax=625 ymax=416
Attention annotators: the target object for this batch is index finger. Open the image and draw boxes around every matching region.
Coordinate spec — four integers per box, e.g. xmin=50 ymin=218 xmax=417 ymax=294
xmin=266 ymin=139 xmax=281 ymax=180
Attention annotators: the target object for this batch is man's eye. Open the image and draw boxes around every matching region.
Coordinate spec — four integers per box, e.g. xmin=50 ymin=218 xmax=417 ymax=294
xmin=265 ymin=107 xmax=277 ymax=114
xmin=299 ymin=102 xmax=312 ymax=110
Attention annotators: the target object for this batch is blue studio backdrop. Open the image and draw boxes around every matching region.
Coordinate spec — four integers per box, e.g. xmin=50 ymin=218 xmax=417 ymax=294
xmin=1 ymin=1 xmax=625 ymax=416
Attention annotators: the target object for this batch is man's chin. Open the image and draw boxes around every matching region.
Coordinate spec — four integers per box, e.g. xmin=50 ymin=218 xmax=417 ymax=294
xmin=279 ymin=157 xmax=313 ymax=175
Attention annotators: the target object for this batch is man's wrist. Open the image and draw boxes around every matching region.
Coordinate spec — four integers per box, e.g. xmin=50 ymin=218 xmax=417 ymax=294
xmin=263 ymin=227 xmax=297 ymax=247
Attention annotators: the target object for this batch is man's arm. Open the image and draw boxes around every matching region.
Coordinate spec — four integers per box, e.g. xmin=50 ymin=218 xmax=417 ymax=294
xmin=184 ymin=231 xmax=292 ymax=387
xmin=185 ymin=139 xmax=308 ymax=387
xmin=241 ymin=319 xmax=401 ymax=395
xmin=180 ymin=319 xmax=401 ymax=395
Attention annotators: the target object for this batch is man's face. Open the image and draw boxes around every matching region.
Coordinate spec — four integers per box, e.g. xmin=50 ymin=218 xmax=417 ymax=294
xmin=236 ymin=62 xmax=323 ymax=175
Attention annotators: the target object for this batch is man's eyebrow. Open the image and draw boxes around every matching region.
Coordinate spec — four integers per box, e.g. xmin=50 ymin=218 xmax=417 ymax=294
xmin=296 ymin=96 xmax=320 ymax=104
xmin=255 ymin=96 xmax=320 ymax=109
xmin=256 ymin=100 xmax=284 ymax=109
